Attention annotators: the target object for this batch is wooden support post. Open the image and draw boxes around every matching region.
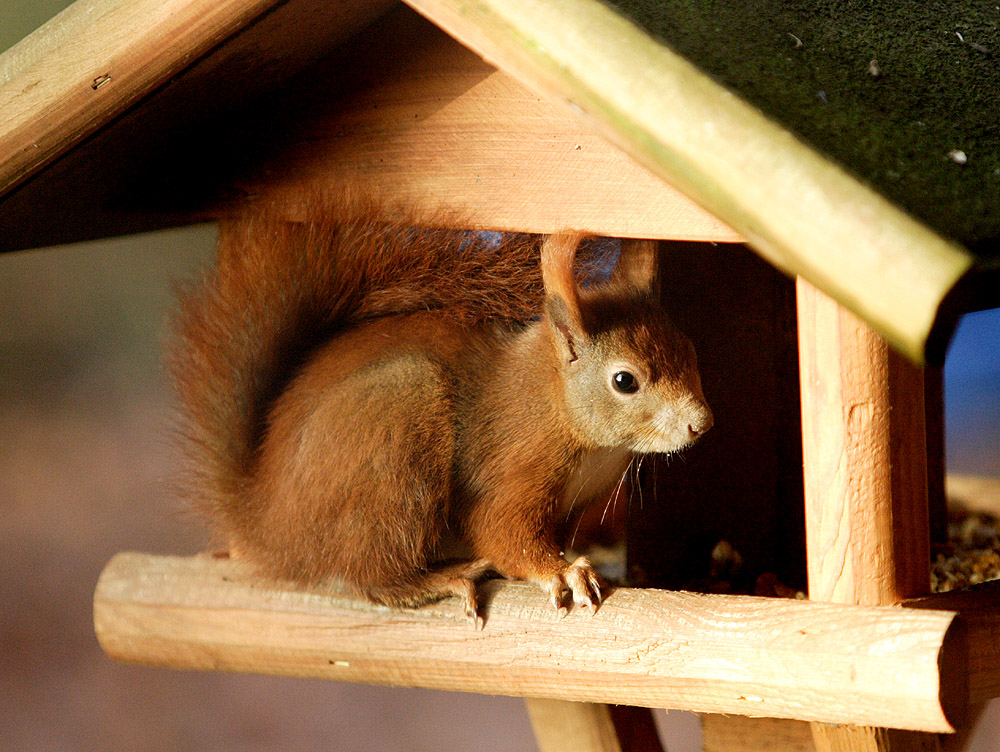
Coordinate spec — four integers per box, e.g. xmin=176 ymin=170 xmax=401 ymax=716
xmin=798 ymin=276 xmax=930 ymax=604
xmin=796 ymin=278 xmax=942 ymax=752
xmin=702 ymin=715 xmax=814 ymax=752
xmin=809 ymin=727 xmax=941 ymax=752
xmin=525 ymin=699 xmax=664 ymax=752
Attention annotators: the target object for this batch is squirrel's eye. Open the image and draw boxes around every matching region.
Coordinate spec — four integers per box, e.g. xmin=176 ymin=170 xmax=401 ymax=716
xmin=612 ymin=370 xmax=639 ymax=394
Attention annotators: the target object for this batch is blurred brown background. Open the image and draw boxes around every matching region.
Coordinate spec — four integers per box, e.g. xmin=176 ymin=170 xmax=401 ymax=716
xmin=2 ymin=3 xmax=997 ymax=751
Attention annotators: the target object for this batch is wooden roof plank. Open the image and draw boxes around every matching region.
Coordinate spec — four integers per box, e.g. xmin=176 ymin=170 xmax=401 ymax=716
xmin=0 ymin=0 xmax=288 ymax=197
xmin=0 ymin=7 xmax=739 ymax=250
xmin=0 ymin=0 xmax=396 ymax=250
xmin=225 ymin=10 xmax=741 ymax=242
xmin=401 ymin=0 xmax=981 ymax=361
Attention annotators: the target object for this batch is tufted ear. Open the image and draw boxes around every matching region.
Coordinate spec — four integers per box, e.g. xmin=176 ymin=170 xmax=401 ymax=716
xmin=541 ymin=231 xmax=586 ymax=362
xmin=611 ymin=238 xmax=660 ymax=295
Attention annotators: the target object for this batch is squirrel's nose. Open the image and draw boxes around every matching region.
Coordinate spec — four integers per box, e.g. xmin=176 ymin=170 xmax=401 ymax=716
xmin=687 ymin=405 xmax=714 ymax=438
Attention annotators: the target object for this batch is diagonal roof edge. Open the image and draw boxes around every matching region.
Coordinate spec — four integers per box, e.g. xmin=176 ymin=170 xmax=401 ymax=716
xmin=0 ymin=0 xmax=292 ymax=199
xmin=402 ymin=0 xmax=977 ymax=362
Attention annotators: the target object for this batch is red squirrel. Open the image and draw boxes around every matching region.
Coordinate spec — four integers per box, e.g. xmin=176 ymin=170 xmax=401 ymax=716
xmin=170 ymin=196 xmax=712 ymax=627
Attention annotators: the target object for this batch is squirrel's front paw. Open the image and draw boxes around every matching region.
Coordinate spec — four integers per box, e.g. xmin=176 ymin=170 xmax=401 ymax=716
xmin=541 ymin=556 xmax=602 ymax=617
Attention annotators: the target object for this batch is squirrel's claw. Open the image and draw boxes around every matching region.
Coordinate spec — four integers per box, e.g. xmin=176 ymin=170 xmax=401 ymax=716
xmin=434 ymin=559 xmax=491 ymax=630
xmin=544 ymin=577 xmax=570 ymax=617
xmin=463 ymin=594 xmax=484 ymax=630
xmin=542 ymin=556 xmax=602 ymax=616
xmin=458 ymin=579 xmax=485 ymax=630
xmin=565 ymin=556 xmax=602 ymax=613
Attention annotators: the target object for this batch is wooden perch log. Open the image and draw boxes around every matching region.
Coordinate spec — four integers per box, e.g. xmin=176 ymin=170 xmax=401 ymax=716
xmin=906 ymin=581 xmax=1000 ymax=706
xmin=94 ymin=552 xmax=966 ymax=733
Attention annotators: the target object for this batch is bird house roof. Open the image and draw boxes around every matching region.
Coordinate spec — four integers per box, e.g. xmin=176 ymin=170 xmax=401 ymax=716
xmin=1 ymin=0 xmax=997 ymax=360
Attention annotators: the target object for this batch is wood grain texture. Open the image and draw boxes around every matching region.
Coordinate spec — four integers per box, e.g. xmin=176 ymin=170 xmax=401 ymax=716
xmin=0 ymin=0 xmax=285 ymax=197
xmin=525 ymin=700 xmax=665 ymax=752
xmin=234 ymin=10 xmax=739 ymax=242
xmin=93 ymin=552 xmax=965 ymax=732
xmin=797 ymin=278 xmax=941 ymax=751
xmin=906 ymin=581 xmax=1000 ymax=705
xmin=702 ymin=715 xmax=814 ymax=752
xmin=401 ymin=0 xmax=974 ymax=361
xmin=797 ymin=278 xmax=930 ymax=605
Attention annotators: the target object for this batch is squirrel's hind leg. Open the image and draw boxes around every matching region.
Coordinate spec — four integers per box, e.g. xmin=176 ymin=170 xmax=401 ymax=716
xmin=364 ymin=559 xmax=494 ymax=629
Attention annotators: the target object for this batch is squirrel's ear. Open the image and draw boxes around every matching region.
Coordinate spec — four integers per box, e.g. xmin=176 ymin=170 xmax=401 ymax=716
xmin=541 ymin=232 xmax=585 ymax=361
xmin=611 ymin=238 xmax=660 ymax=295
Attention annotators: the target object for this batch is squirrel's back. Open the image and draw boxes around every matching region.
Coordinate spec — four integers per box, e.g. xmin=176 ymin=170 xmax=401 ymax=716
xmin=170 ymin=195 xmax=546 ymax=547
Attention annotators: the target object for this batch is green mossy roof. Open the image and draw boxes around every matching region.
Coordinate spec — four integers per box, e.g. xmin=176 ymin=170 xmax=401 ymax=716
xmin=610 ymin=0 xmax=1000 ymax=257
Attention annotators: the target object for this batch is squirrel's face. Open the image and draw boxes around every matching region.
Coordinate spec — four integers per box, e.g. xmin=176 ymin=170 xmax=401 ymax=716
xmin=598 ymin=342 xmax=713 ymax=454
xmin=540 ymin=233 xmax=712 ymax=455
xmin=548 ymin=293 xmax=713 ymax=455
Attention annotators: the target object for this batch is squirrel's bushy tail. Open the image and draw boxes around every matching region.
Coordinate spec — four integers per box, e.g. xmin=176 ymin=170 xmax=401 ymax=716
xmin=169 ymin=195 xmax=545 ymax=536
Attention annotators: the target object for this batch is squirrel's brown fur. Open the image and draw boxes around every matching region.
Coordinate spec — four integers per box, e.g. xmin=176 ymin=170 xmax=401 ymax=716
xmin=170 ymin=194 xmax=712 ymax=624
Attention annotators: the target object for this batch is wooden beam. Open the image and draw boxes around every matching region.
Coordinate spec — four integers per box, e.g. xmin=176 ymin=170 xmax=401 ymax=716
xmin=227 ymin=10 xmax=740 ymax=242
xmin=702 ymin=715 xmax=814 ymax=752
xmin=906 ymin=581 xmax=1000 ymax=706
xmin=0 ymin=0 xmax=287 ymax=197
xmin=93 ymin=552 xmax=965 ymax=733
xmin=525 ymin=699 xmax=664 ymax=752
xmin=0 ymin=0 xmax=396 ymax=252
xmin=401 ymin=0 xmax=974 ymax=361
xmin=797 ymin=278 xmax=946 ymax=752
xmin=797 ymin=278 xmax=931 ymax=605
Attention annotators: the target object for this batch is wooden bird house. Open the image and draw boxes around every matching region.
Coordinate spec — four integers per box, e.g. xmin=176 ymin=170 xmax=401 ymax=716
xmin=3 ymin=1 xmax=999 ymax=750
